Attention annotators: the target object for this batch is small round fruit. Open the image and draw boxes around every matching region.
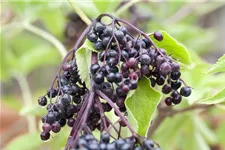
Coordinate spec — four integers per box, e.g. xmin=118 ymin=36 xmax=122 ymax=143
xmin=180 ymin=86 xmax=192 ymax=97
xmin=40 ymin=132 xmax=50 ymax=141
xmin=153 ymin=31 xmax=163 ymax=41
xmin=159 ymin=62 xmax=171 ymax=75
xmin=38 ymin=96 xmax=47 ymax=106
xmin=67 ymin=118 xmax=75 ymax=127
xmin=165 ymin=97 xmax=173 ymax=106
xmin=51 ymin=122 xmax=61 ymax=133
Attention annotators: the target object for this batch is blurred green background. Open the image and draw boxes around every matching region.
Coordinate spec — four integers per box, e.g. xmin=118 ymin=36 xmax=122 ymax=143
xmin=0 ymin=1 xmax=225 ymax=150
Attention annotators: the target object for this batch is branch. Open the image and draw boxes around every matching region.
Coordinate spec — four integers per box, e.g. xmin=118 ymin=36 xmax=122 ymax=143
xmin=14 ymin=73 xmax=36 ymax=133
xmin=147 ymin=102 xmax=214 ymax=138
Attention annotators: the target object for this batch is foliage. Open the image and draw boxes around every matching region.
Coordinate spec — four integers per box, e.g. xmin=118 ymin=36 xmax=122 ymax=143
xmin=1 ymin=1 xmax=225 ymax=150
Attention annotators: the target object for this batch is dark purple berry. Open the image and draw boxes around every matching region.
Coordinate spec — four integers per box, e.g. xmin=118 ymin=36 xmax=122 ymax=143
xmin=42 ymin=123 xmax=52 ymax=132
xmin=115 ymin=72 xmax=122 ymax=83
xmin=153 ymin=31 xmax=163 ymax=41
xmin=127 ymin=58 xmax=137 ymax=68
xmin=159 ymin=62 xmax=171 ymax=75
xmin=115 ymin=30 xmax=124 ymax=42
xmin=59 ymin=118 xmax=66 ymax=127
xmin=122 ymin=84 xmax=130 ymax=93
xmin=40 ymin=132 xmax=50 ymax=141
xmin=90 ymin=63 xmax=100 ymax=74
xmin=51 ymin=122 xmax=61 ymax=133
xmin=129 ymin=80 xmax=138 ymax=90
xmin=93 ymin=73 xmax=104 ymax=84
xmin=38 ymin=96 xmax=47 ymax=106
xmin=94 ymin=41 xmax=103 ymax=51
xmin=46 ymin=112 xmax=56 ymax=124
xmin=67 ymin=118 xmax=75 ymax=127
xmin=94 ymin=22 xmax=105 ymax=33
xmin=171 ymin=62 xmax=180 ymax=72
xmin=171 ymin=71 xmax=181 ymax=80
xmin=106 ymin=72 xmax=116 ymax=82
xmin=180 ymin=86 xmax=192 ymax=97
xmin=171 ymin=80 xmax=182 ymax=90
xmin=162 ymin=84 xmax=172 ymax=94
xmin=156 ymin=75 xmax=165 ymax=86
xmin=172 ymin=94 xmax=182 ymax=104
xmin=140 ymin=54 xmax=151 ymax=65
xmin=141 ymin=65 xmax=150 ymax=75
xmin=87 ymin=32 xmax=98 ymax=42
xmin=165 ymin=97 xmax=172 ymax=106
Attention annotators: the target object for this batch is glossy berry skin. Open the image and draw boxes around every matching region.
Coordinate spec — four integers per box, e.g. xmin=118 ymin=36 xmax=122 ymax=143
xmin=101 ymin=133 xmax=110 ymax=143
xmin=94 ymin=22 xmax=105 ymax=33
xmin=90 ymin=64 xmax=100 ymax=74
xmin=159 ymin=62 xmax=171 ymax=75
xmin=165 ymin=97 xmax=172 ymax=106
xmin=172 ymin=94 xmax=182 ymax=104
xmin=38 ymin=96 xmax=47 ymax=106
xmin=93 ymin=73 xmax=104 ymax=84
xmin=153 ymin=31 xmax=163 ymax=41
xmin=87 ymin=32 xmax=98 ymax=42
xmin=115 ymin=30 xmax=124 ymax=42
xmin=40 ymin=132 xmax=50 ymax=141
xmin=180 ymin=86 xmax=192 ymax=97
xmin=129 ymin=80 xmax=138 ymax=90
xmin=140 ymin=54 xmax=151 ymax=65
xmin=42 ymin=123 xmax=52 ymax=132
xmin=127 ymin=58 xmax=137 ymax=68
xmin=162 ymin=84 xmax=172 ymax=94
xmin=106 ymin=72 xmax=116 ymax=83
xmin=171 ymin=80 xmax=182 ymax=90
xmin=52 ymin=122 xmax=61 ymax=133
xmin=171 ymin=71 xmax=181 ymax=80
xmin=115 ymin=72 xmax=122 ymax=83
xmin=94 ymin=41 xmax=103 ymax=51
xmin=141 ymin=65 xmax=150 ymax=75
xmin=67 ymin=118 xmax=75 ymax=127
xmin=46 ymin=112 xmax=56 ymax=124
xmin=156 ymin=75 xmax=165 ymax=86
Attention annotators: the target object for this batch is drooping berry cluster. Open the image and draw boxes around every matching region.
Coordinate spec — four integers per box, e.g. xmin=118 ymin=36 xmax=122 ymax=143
xmin=38 ymin=13 xmax=192 ymax=149
xmin=38 ymin=61 xmax=87 ymax=141
xmin=87 ymin=21 xmax=191 ymax=107
xmin=74 ymin=133 xmax=160 ymax=150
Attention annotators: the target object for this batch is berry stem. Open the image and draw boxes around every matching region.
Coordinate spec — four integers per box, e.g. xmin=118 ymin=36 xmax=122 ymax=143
xmin=96 ymin=90 xmax=137 ymax=137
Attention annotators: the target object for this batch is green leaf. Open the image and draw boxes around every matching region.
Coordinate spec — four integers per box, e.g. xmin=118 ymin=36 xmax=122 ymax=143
xmin=125 ymin=77 xmax=161 ymax=136
xmin=75 ymin=40 xmax=95 ymax=89
xmin=207 ymin=54 xmax=225 ymax=74
xmin=149 ymin=30 xmax=192 ymax=65
xmin=20 ymin=105 xmax=47 ymax=117
xmin=200 ymin=87 xmax=225 ymax=104
xmin=6 ymin=132 xmax=43 ymax=150
xmin=93 ymin=0 xmax=120 ymax=14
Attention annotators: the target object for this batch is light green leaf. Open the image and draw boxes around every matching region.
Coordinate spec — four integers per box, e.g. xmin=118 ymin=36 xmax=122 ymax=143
xmin=125 ymin=77 xmax=161 ymax=136
xmin=150 ymin=30 xmax=192 ymax=65
xmin=207 ymin=54 xmax=225 ymax=74
xmin=20 ymin=105 xmax=47 ymax=117
xmin=93 ymin=0 xmax=120 ymax=14
xmin=6 ymin=132 xmax=43 ymax=150
xmin=200 ymin=87 xmax=225 ymax=104
xmin=75 ymin=40 xmax=95 ymax=89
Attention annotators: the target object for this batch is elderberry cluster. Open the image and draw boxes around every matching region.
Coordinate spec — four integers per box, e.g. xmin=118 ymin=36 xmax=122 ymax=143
xmin=87 ymin=21 xmax=191 ymax=107
xmin=74 ymin=133 xmax=160 ymax=150
xmin=38 ymin=61 xmax=87 ymax=141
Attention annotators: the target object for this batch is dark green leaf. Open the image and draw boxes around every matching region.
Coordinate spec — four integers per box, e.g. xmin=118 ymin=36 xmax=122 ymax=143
xmin=150 ymin=30 xmax=192 ymax=65
xmin=125 ymin=77 xmax=161 ymax=136
xmin=207 ymin=54 xmax=225 ymax=74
